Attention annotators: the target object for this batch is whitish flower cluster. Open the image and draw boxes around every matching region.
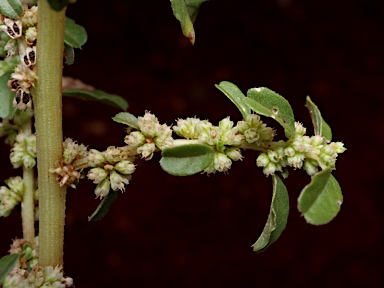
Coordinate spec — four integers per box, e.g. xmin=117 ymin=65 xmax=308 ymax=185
xmin=0 ymin=176 xmax=24 ymax=217
xmin=4 ymin=237 xmax=73 ymax=287
xmin=0 ymin=5 xmax=38 ymax=110
xmin=256 ymin=122 xmax=346 ymax=176
xmin=173 ymin=114 xmax=274 ymax=174
xmin=124 ymin=111 xmax=173 ymax=160
xmin=49 ymin=138 xmax=88 ymax=188
xmin=3 ymin=266 xmax=73 ymax=288
xmin=9 ymin=132 xmax=36 ymax=169
xmin=87 ymin=146 xmax=136 ymax=198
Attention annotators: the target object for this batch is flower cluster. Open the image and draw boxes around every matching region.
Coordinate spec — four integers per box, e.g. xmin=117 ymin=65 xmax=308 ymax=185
xmin=0 ymin=176 xmax=24 ymax=217
xmin=173 ymin=114 xmax=274 ymax=174
xmin=87 ymin=146 xmax=136 ymax=198
xmin=49 ymin=138 xmax=88 ymax=188
xmin=0 ymin=5 xmax=38 ymax=110
xmin=124 ymin=111 xmax=173 ymax=160
xmin=9 ymin=132 xmax=36 ymax=169
xmin=256 ymin=122 xmax=346 ymax=176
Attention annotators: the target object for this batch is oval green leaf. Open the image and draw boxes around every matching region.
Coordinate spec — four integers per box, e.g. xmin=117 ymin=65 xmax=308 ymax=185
xmin=88 ymin=190 xmax=118 ymax=221
xmin=64 ymin=43 xmax=75 ymax=65
xmin=215 ymin=81 xmax=251 ymax=118
xmin=160 ymin=143 xmax=214 ymax=176
xmin=112 ymin=112 xmax=139 ymax=129
xmin=306 ymin=96 xmax=332 ymax=141
xmin=0 ymin=71 xmax=16 ymax=119
xmin=64 ymin=17 xmax=87 ymax=49
xmin=245 ymin=87 xmax=295 ymax=137
xmin=252 ymin=174 xmax=289 ymax=252
xmin=0 ymin=253 xmax=19 ymax=284
xmin=47 ymin=0 xmax=69 ymax=11
xmin=0 ymin=0 xmax=22 ymax=19
xmin=170 ymin=0 xmax=207 ymax=45
xmin=62 ymin=89 xmax=128 ymax=111
xmin=298 ymin=168 xmax=342 ymax=225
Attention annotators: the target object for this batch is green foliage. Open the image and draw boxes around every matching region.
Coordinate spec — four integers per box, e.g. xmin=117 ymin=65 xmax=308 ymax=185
xmin=63 ymin=89 xmax=128 ymax=111
xmin=0 ymin=71 xmax=16 ymax=119
xmin=0 ymin=253 xmax=19 ymax=284
xmin=298 ymin=168 xmax=342 ymax=225
xmin=252 ymin=174 xmax=289 ymax=252
xmin=112 ymin=112 xmax=139 ymax=129
xmin=215 ymin=81 xmax=251 ymax=118
xmin=47 ymin=0 xmax=69 ymax=11
xmin=64 ymin=17 xmax=87 ymax=49
xmin=160 ymin=143 xmax=214 ymax=176
xmin=245 ymin=87 xmax=296 ymax=138
xmin=88 ymin=190 xmax=119 ymax=221
xmin=170 ymin=0 xmax=207 ymax=45
xmin=64 ymin=43 xmax=75 ymax=65
xmin=306 ymin=96 xmax=332 ymax=141
xmin=0 ymin=0 xmax=22 ymax=19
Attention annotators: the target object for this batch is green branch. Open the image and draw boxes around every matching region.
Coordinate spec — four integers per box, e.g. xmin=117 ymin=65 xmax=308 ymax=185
xmin=34 ymin=0 xmax=66 ymax=267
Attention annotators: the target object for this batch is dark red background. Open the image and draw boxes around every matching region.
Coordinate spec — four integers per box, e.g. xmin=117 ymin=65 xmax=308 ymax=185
xmin=0 ymin=0 xmax=382 ymax=287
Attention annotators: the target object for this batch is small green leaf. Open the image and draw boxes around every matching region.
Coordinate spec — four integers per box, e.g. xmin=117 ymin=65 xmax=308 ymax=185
xmin=298 ymin=168 xmax=342 ymax=225
xmin=0 ymin=254 xmax=19 ymax=284
xmin=88 ymin=190 xmax=119 ymax=221
xmin=112 ymin=112 xmax=139 ymax=130
xmin=306 ymin=96 xmax=332 ymax=141
xmin=215 ymin=81 xmax=251 ymax=118
xmin=62 ymin=89 xmax=128 ymax=111
xmin=64 ymin=17 xmax=87 ymax=49
xmin=0 ymin=0 xmax=23 ymax=19
xmin=245 ymin=87 xmax=295 ymax=137
xmin=170 ymin=0 xmax=207 ymax=45
xmin=64 ymin=43 xmax=74 ymax=65
xmin=252 ymin=174 xmax=289 ymax=252
xmin=47 ymin=0 xmax=69 ymax=12
xmin=0 ymin=71 xmax=16 ymax=119
xmin=160 ymin=143 xmax=214 ymax=176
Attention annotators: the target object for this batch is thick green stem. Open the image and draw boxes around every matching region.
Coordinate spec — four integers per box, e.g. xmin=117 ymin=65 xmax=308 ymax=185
xmin=21 ymin=165 xmax=35 ymax=243
xmin=34 ymin=0 xmax=66 ymax=267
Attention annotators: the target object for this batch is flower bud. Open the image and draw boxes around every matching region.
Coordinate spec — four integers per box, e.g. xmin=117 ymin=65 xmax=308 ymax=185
xmin=294 ymin=122 xmax=306 ymax=135
xmin=284 ymin=146 xmax=295 ymax=157
xmin=311 ymin=135 xmax=324 ymax=146
xmin=225 ymin=147 xmax=243 ymax=161
xmin=6 ymin=176 xmax=24 ymax=196
xmin=63 ymin=138 xmax=87 ymax=164
xmin=124 ymin=131 xmax=145 ymax=147
xmin=304 ymin=159 xmax=319 ymax=176
xmin=263 ymin=162 xmax=277 ymax=175
xmin=103 ymin=146 xmax=123 ymax=163
xmin=137 ymin=142 xmax=156 ymax=160
xmin=173 ymin=117 xmax=201 ymax=139
xmin=87 ymin=149 xmax=105 ymax=167
xmin=256 ymin=153 xmax=269 ymax=167
xmin=94 ymin=178 xmax=111 ymax=199
xmin=22 ymin=155 xmax=36 ymax=169
xmin=110 ymin=170 xmax=131 ymax=192
xmin=267 ymin=150 xmax=279 ymax=163
xmin=244 ymin=128 xmax=260 ymax=143
xmin=330 ymin=142 xmax=346 ymax=154
xmin=214 ymin=153 xmax=232 ymax=173
xmin=138 ymin=112 xmax=158 ymax=138
xmin=87 ymin=168 xmax=108 ymax=184
xmin=114 ymin=160 xmax=135 ymax=175
xmin=218 ymin=117 xmax=234 ymax=132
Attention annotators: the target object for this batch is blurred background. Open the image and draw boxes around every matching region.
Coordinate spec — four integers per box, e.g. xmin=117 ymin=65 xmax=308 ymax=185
xmin=0 ymin=0 xmax=382 ymax=286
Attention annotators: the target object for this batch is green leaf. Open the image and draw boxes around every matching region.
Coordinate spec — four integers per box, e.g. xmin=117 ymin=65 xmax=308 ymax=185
xmin=47 ymin=0 xmax=69 ymax=12
xmin=215 ymin=81 xmax=251 ymax=118
xmin=160 ymin=143 xmax=214 ymax=176
xmin=245 ymin=87 xmax=295 ymax=137
xmin=64 ymin=17 xmax=87 ymax=49
xmin=306 ymin=96 xmax=332 ymax=141
xmin=64 ymin=43 xmax=74 ymax=65
xmin=0 ymin=0 xmax=23 ymax=19
xmin=62 ymin=89 xmax=128 ymax=111
xmin=112 ymin=112 xmax=139 ymax=130
xmin=0 ymin=71 xmax=16 ymax=119
xmin=170 ymin=0 xmax=207 ymax=45
xmin=88 ymin=190 xmax=119 ymax=221
xmin=0 ymin=254 xmax=19 ymax=285
xmin=298 ymin=168 xmax=342 ymax=225
xmin=252 ymin=174 xmax=289 ymax=252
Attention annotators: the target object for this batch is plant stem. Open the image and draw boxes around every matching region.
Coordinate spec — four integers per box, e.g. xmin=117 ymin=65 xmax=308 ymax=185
xmin=21 ymin=116 xmax=35 ymax=243
xmin=34 ymin=0 xmax=66 ymax=267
